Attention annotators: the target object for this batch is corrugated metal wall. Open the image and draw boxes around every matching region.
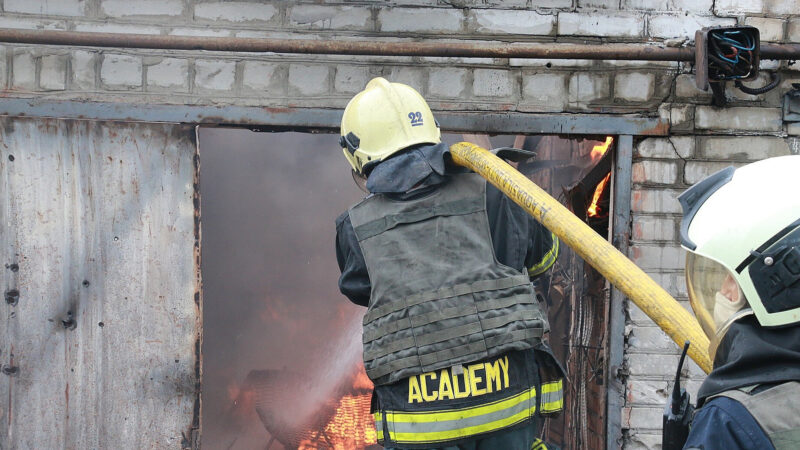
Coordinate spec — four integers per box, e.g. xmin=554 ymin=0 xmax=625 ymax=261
xmin=0 ymin=117 xmax=201 ymax=449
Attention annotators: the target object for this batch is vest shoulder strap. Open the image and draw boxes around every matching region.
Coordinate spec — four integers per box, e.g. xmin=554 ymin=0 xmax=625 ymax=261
xmin=711 ymin=382 xmax=800 ymax=450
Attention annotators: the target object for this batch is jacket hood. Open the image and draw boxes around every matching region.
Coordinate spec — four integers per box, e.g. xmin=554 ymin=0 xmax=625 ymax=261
xmin=365 ymin=142 xmax=462 ymax=195
xmin=698 ymin=314 xmax=800 ymax=405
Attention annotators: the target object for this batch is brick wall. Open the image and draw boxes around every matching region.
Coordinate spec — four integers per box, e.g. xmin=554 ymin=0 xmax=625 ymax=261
xmin=2 ymin=1 xmax=799 ymax=448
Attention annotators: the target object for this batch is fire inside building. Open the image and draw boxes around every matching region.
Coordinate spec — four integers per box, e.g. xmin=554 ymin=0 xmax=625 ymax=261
xmin=2 ymin=1 xmax=799 ymax=449
xmin=200 ymin=130 xmax=617 ymax=449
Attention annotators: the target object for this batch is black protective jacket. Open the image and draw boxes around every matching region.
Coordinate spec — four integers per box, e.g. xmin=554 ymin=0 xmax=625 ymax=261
xmin=336 ymin=142 xmax=558 ymax=307
xmin=334 ymin=142 xmax=563 ymax=447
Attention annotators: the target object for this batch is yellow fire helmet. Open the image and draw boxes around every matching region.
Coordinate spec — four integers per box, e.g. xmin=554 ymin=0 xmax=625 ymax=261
xmin=678 ymin=155 xmax=800 ymax=360
xmin=340 ymin=77 xmax=441 ymax=175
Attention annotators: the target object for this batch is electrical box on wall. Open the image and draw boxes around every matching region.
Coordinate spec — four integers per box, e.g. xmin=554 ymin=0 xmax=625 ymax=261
xmin=695 ymin=26 xmax=761 ymax=91
xmin=785 ymin=84 xmax=800 ymax=123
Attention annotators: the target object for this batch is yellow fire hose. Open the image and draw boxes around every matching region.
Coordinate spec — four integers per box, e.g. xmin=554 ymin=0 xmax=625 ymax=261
xmin=450 ymin=142 xmax=713 ymax=374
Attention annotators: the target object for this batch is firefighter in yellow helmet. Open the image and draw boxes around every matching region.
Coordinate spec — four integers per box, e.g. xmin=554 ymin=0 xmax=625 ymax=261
xmin=673 ymin=155 xmax=800 ymax=450
xmin=335 ymin=77 xmax=565 ymax=449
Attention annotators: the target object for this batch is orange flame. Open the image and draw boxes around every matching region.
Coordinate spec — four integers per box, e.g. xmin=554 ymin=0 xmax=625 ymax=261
xmin=587 ymin=137 xmax=614 ymax=218
xmin=590 ymin=136 xmax=613 ymax=162
xmin=297 ymin=394 xmax=376 ymax=449
xmin=297 ymin=366 xmax=377 ymax=449
xmin=587 ymin=174 xmax=611 ymax=218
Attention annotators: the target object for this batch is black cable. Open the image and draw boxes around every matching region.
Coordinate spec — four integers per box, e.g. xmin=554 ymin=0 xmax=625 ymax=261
xmin=735 ymin=71 xmax=782 ymax=95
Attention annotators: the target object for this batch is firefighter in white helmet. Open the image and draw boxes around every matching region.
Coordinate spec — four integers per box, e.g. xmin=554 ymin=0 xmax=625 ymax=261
xmin=676 ymin=155 xmax=800 ymax=449
xmin=335 ymin=77 xmax=565 ymax=449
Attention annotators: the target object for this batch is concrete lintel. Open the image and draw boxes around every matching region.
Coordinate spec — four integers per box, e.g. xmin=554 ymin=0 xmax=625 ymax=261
xmin=0 ymin=98 xmax=670 ymax=136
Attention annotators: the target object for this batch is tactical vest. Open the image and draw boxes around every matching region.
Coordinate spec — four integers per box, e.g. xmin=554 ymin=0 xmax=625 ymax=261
xmin=710 ymin=381 xmax=800 ymax=449
xmin=348 ymin=173 xmax=548 ymax=385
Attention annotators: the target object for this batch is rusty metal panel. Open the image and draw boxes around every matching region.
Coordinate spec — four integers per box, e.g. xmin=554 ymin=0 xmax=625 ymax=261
xmin=0 ymin=117 xmax=200 ymax=448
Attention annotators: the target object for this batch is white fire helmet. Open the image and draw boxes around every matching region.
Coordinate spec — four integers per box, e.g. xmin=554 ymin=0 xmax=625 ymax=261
xmin=679 ymin=155 xmax=800 ymax=360
xmin=339 ymin=77 xmax=441 ymax=175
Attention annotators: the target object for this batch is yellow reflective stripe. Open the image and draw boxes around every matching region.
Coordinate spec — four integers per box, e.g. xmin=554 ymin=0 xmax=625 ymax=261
xmin=528 ymin=233 xmax=559 ymax=277
xmin=374 ymin=412 xmax=384 ymax=440
xmin=531 ymin=438 xmax=548 ymax=450
xmin=390 ymin=403 xmax=536 ymax=444
xmin=385 ymin=387 xmax=536 ymax=424
xmin=540 ymin=379 xmax=564 ymax=413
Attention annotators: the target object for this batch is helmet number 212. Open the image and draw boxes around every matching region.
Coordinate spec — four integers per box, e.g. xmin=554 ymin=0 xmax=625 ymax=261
xmin=408 ymin=112 xmax=424 ymax=127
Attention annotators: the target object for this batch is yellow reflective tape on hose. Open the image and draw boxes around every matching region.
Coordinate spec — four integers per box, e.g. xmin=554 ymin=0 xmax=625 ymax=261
xmin=449 ymin=142 xmax=712 ymax=374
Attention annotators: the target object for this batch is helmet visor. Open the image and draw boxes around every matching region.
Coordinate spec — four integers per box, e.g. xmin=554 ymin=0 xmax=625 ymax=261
xmin=686 ymin=252 xmax=747 ymax=342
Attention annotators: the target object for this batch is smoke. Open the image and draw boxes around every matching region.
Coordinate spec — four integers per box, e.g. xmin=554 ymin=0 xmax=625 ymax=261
xmin=198 ymin=128 xmax=365 ymax=449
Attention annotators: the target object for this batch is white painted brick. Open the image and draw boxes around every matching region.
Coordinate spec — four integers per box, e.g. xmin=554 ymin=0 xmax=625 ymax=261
xmin=628 ymin=288 xmax=691 ymax=320
xmin=194 ymin=59 xmax=235 ymax=91
xmin=625 ymin=406 xmax=662 ymax=429
xmin=624 ymin=0 xmax=670 ymax=11
xmin=75 ymin=23 xmax=162 ymax=35
xmin=0 ymin=48 xmax=6 ymax=89
xmin=428 ymin=68 xmax=468 ymax=98
xmin=100 ymin=54 xmax=142 ymax=90
xmin=744 ymin=17 xmax=785 ymax=42
xmin=631 ymin=215 xmax=676 ymax=241
xmin=614 ymin=72 xmax=654 ymax=102
xmin=379 ymin=8 xmax=462 ymax=33
xmin=521 ymin=73 xmax=568 ymax=111
xmin=675 ymin=74 xmax=711 ymax=99
xmin=630 ymin=244 xmax=685 ymax=270
xmin=473 ymin=69 xmax=514 ymax=97
xmin=764 ymin=0 xmax=797 ymax=15
xmin=289 ymin=5 xmax=371 ymax=30
xmin=625 ymin=432 xmax=663 ymax=449
xmin=568 ymin=73 xmax=610 ymax=103
xmin=242 ymin=61 xmax=280 ymax=92
xmin=195 ymin=2 xmax=277 ymax=23
xmin=670 ymin=104 xmax=694 ymax=130
xmin=169 ymin=27 xmax=231 ymax=37
xmin=473 ymin=10 xmax=555 ymax=35
xmin=626 ymin=0 xmax=713 ymax=13
xmin=388 ymin=67 xmax=425 ymax=93
xmin=636 ymin=137 xmax=693 ymax=159
xmin=579 ymin=0 xmax=620 ymax=8
xmin=632 ymin=160 xmax=678 ymax=184
xmin=714 ymin=0 xmax=764 ymax=15
xmin=695 ymin=106 xmax=783 ymax=132
xmin=146 ymin=58 xmax=188 ymax=91
xmin=628 ymin=326 xmax=676 ymax=352
xmin=789 ymin=18 xmax=800 ymax=44
xmin=684 ymin=161 xmax=743 ymax=185
xmin=288 ymin=64 xmax=329 ymax=96
xmin=334 ymin=65 xmax=370 ymax=94
xmin=530 ymin=0 xmax=573 ymax=6
xmin=628 ymin=353 xmax=704 ymax=379
xmin=71 ymin=50 xmax=96 ymax=90
xmin=101 ymin=0 xmax=183 ymax=17
xmin=558 ymin=12 xmax=644 ymax=37
xmin=12 ymin=51 xmax=36 ymax=90
xmin=40 ymin=54 xmax=67 ymax=91
xmin=699 ymin=136 xmax=790 ymax=160
xmin=648 ymin=14 xmax=736 ymax=40
xmin=0 ymin=16 xmax=66 ymax=30
xmin=631 ymin=188 xmax=683 ymax=214
xmin=627 ymin=379 xmax=670 ymax=405
xmin=5 ymin=0 xmax=85 ymax=16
